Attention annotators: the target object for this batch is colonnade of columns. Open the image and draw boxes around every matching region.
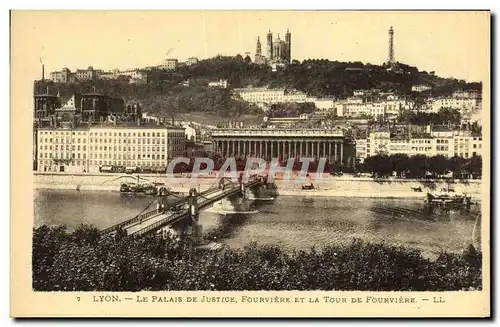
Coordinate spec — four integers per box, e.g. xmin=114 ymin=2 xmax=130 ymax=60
xmin=212 ymin=139 xmax=344 ymax=163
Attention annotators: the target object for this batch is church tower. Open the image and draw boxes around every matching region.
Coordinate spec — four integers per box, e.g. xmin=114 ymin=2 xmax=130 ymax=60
xmin=285 ymin=28 xmax=291 ymax=63
xmin=267 ymin=29 xmax=273 ymax=60
xmin=255 ymin=37 xmax=263 ymax=64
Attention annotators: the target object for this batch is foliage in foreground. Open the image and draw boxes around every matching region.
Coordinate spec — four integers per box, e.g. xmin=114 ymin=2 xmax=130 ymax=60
xmin=32 ymin=224 xmax=482 ymax=292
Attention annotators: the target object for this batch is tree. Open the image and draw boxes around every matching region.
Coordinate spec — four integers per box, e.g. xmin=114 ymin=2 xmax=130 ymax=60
xmin=408 ymin=155 xmax=428 ymax=178
xmin=389 ymin=153 xmax=410 ymax=177
xmin=467 ymin=155 xmax=482 ymax=179
xmin=449 ymin=156 xmax=466 ymax=179
xmin=427 ymin=155 xmax=450 ymax=177
xmin=71 ymin=224 xmax=100 ymax=246
xmin=471 ymin=121 xmax=482 ymax=135
xmin=363 ymin=154 xmax=391 ymax=177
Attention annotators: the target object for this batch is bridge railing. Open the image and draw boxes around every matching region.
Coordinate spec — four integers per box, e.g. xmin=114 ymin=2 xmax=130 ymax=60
xmin=99 ymin=196 xmax=187 ymax=235
xmin=132 ymin=212 xmax=186 ymax=236
xmin=100 ymin=208 xmax=161 ymax=235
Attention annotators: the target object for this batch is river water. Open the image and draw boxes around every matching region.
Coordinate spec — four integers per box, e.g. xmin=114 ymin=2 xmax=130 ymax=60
xmin=34 ymin=189 xmax=481 ymax=258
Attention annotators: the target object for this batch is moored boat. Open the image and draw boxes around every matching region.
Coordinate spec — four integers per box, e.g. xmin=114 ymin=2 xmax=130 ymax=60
xmin=425 ymin=192 xmax=472 ymax=207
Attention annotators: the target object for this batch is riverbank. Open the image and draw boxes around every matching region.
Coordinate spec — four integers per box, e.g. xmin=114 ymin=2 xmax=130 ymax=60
xmin=33 ymin=172 xmax=482 ymax=199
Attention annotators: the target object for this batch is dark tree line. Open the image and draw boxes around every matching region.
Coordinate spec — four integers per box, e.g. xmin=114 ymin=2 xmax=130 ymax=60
xmin=33 ymin=224 xmax=482 ymax=291
xmin=267 ymin=102 xmax=316 ymax=118
xmin=398 ymin=108 xmax=462 ymax=126
xmin=361 ymin=154 xmax=482 ymax=179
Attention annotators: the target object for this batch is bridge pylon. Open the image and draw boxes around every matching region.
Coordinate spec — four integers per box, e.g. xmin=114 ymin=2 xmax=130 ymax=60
xmin=188 ymin=188 xmax=203 ymax=244
xmin=157 ymin=187 xmax=169 ymax=212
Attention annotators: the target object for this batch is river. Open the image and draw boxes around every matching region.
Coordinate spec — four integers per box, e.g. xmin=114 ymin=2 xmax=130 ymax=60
xmin=34 ymin=189 xmax=481 ymax=258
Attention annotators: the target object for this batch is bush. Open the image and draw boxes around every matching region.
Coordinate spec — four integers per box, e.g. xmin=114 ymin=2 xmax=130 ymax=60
xmin=32 ymin=225 xmax=482 ymax=291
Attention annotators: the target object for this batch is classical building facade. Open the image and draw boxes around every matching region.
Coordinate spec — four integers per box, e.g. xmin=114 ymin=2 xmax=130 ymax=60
xmin=211 ymin=128 xmax=349 ymax=164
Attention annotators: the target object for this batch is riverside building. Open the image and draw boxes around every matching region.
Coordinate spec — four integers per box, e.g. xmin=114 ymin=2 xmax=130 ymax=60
xmin=36 ymin=121 xmax=186 ymax=173
xmin=355 ymin=126 xmax=483 ymax=163
xmin=211 ymin=128 xmax=351 ymax=165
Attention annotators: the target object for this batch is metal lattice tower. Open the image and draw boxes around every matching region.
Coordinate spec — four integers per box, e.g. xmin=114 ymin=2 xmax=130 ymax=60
xmin=388 ymin=26 xmax=395 ymax=65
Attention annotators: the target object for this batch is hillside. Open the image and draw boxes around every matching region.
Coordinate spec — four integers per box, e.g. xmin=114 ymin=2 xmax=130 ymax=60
xmin=35 ymin=56 xmax=482 ymax=121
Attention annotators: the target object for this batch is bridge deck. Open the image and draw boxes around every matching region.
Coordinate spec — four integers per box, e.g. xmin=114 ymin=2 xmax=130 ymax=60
xmin=103 ymin=179 xmax=263 ymax=236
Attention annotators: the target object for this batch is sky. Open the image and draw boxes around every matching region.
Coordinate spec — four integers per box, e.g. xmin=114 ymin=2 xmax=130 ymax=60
xmin=12 ymin=10 xmax=490 ymax=83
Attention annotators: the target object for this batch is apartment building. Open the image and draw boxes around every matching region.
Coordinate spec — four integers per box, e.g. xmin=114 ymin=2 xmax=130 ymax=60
xmin=36 ymin=122 xmax=186 ymax=173
xmin=233 ymin=88 xmax=308 ymax=110
xmin=431 ymin=97 xmax=481 ymax=114
xmin=411 ymin=84 xmax=432 ymax=92
xmin=358 ymin=127 xmax=483 ymax=162
xmin=161 ymin=59 xmax=178 ymax=71
xmin=186 ymin=57 xmax=199 ymax=66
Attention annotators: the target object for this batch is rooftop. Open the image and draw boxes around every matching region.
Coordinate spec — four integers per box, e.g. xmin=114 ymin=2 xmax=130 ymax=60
xmin=38 ymin=121 xmax=185 ymax=131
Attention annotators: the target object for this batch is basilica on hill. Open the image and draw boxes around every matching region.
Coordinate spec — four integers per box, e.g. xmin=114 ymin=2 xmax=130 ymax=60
xmin=254 ymin=29 xmax=291 ymax=68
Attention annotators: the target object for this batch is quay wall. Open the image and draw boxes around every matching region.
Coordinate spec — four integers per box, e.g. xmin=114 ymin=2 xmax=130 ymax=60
xmin=33 ymin=172 xmax=482 ymax=199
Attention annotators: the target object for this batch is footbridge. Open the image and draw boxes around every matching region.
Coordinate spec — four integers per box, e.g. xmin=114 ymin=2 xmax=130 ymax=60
xmin=99 ymin=174 xmax=268 ymax=241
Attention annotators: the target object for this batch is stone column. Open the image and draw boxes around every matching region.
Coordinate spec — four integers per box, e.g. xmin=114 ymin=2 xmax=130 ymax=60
xmin=265 ymin=141 xmax=268 ymax=160
xmin=270 ymin=141 xmax=274 ymax=159
xmin=282 ymin=141 xmax=286 ymax=160
xmin=334 ymin=142 xmax=338 ymax=163
xmin=340 ymin=142 xmax=344 ymax=165
xmin=254 ymin=141 xmax=257 ymax=157
xmin=317 ymin=141 xmax=320 ymax=159
xmin=243 ymin=141 xmax=247 ymax=157
xmin=288 ymin=142 xmax=292 ymax=160
xmin=323 ymin=142 xmax=326 ymax=159
xmin=300 ymin=142 xmax=303 ymax=158
xmin=232 ymin=140 xmax=235 ymax=156
xmin=329 ymin=142 xmax=332 ymax=162
xmin=260 ymin=141 xmax=263 ymax=158
xmin=294 ymin=141 xmax=297 ymax=158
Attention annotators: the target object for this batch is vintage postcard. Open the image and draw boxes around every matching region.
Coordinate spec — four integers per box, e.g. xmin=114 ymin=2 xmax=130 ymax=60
xmin=11 ymin=10 xmax=490 ymax=317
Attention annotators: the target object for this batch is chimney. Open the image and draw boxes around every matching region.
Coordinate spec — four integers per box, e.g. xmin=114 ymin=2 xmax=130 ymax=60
xmin=136 ymin=117 xmax=141 ymax=126
xmin=171 ymin=117 xmax=175 ymax=126
xmin=156 ymin=118 xmax=160 ymax=126
xmin=42 ymin=64 xmax=45 ymax=81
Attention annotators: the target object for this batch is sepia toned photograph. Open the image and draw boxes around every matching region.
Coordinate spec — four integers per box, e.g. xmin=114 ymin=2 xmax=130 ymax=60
xmin=10 ymin=9 xmax=490 ymax=317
